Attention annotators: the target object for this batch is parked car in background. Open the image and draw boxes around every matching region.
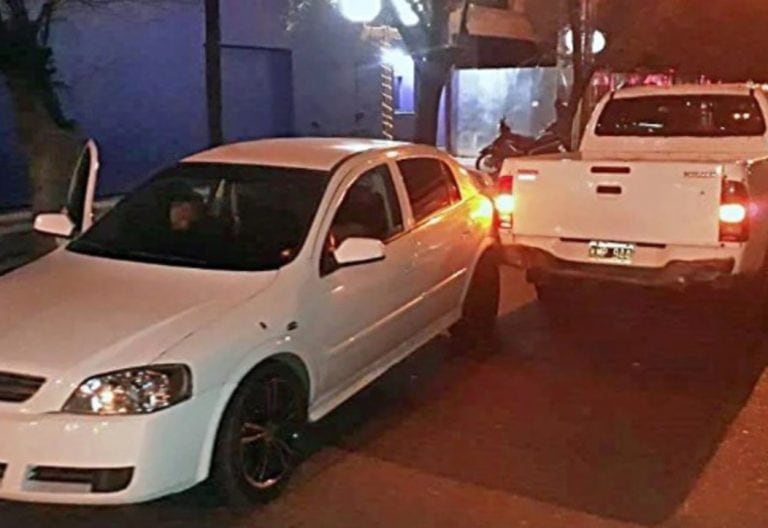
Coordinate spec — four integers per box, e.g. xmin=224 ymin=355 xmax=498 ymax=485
xmin=0 ymin=138 xmax=499 ymax=506
xmin=495 ymin=83 xmax=768 ymax=304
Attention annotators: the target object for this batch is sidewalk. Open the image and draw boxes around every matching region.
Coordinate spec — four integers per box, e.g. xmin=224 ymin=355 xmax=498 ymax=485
xmin=668 ymin=357 xmax=768 ymax=527
xmin=0 ymin=232 xmax=49 ymax=275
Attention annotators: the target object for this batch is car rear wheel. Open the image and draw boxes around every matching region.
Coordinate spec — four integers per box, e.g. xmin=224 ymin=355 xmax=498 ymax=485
xmin=211 ymin=363 xmax=307 ymax=506
xmin=452 ymin=249 xmax=500 ymax=344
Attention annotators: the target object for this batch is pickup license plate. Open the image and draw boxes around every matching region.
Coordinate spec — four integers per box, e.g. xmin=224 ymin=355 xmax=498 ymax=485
xmin=589 ymin=241 xmax=635 ymax=264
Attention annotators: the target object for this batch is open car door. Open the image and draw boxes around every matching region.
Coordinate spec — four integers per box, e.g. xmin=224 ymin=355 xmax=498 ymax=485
xmin=66 ymin=139 xmax=100 ymax=233
xmin=34 ymin=139 xmax=100 ymax=238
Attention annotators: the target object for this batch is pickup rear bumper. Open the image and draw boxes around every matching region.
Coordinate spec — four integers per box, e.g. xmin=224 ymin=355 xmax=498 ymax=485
xmin=504 ymin=245 xmax=736 ymax=289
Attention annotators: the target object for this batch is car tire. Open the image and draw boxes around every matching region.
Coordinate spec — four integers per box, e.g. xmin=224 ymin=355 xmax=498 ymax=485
xmin=210 ymin=362 xmax=308 ymax=506
xmin=452 ymin=249 xmax=501 ymax=344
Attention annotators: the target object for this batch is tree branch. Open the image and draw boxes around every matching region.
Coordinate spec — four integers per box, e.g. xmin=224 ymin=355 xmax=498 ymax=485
xmin=5 ymin=0 xmax=29 ymax=21
xmin=458 ymin=0 xmax=470 ymax=37
xmin=35 ymin=0 xmax=59 ymax=44
xmin=403 ymin=0 xmax=429 ymax=28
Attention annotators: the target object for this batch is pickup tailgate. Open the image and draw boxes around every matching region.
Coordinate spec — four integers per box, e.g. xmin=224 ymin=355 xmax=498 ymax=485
xmin=509 ymin=158 xmax=726 ymax=248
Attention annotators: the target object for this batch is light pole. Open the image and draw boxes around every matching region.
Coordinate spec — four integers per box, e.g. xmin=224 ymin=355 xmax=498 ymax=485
xmin=204 ymin=0 xmax=223 ymax=146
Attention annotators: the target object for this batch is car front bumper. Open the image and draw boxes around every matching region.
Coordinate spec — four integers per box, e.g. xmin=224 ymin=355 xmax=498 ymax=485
xmin=0 ymin=390 xmax=220 ymax=505
xmin=503 ymin=245 xmax=737 ymax=289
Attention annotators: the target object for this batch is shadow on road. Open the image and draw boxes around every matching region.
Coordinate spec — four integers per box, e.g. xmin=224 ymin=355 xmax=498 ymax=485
xmin=312 ymin=283 xmax=768 ymax=525
xmin=1 ymin=283 xmax=766 ymax=527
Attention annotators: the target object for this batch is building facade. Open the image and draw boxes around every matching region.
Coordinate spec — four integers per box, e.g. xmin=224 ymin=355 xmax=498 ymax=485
xmin=0 ymin=0 xmax=556 ymax=209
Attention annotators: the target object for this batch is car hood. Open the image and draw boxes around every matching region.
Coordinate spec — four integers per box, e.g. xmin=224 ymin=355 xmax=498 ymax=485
xmin=0 ymin=250 xmax=277 ymax=380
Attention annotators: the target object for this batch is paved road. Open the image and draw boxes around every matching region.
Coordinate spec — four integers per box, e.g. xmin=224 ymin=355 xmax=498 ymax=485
xmin=2 ymin=267 xmax=768 ymax=527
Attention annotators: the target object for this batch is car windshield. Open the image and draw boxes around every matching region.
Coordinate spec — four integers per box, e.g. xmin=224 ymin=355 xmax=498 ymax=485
xmin=68 ymin=163 xmax=329 ymax=271
xmin=595 ymin=94 xmax=767 ymax=137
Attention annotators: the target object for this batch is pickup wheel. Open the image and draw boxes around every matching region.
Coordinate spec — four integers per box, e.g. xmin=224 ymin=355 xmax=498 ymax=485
xmin=452 ymin=249 xmax=501 ymax=345
xmin=210 ymin=363 xmax=308 ymax=506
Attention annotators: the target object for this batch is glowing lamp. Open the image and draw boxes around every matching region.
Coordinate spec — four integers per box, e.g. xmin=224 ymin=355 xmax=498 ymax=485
xmin=564 ymin=29 xmax=607 ymax=55
xmin=494 ymin=195 xmax=515 ymax=216
xmin=719 ymin=203 xmax=747 ymax=224
xmin=338 ymin=0 xmax=382 ymax=23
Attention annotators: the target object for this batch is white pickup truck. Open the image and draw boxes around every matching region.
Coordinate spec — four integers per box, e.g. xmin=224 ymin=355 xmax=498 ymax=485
xmin=497 ymin=83 xmax=768 ymax=296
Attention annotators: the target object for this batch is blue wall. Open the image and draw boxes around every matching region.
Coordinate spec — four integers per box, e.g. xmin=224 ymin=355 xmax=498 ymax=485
xmin=289 ymin=1 xmax=383 ymax=138
xmin=52 ymin=2 xmax=209 ymax=200
xmin=0 ymin=0 xmax=294 ymax=210
xmin=222 ymin=46 xmax=293 ymax=142
xmin=0 ymin=80 xmax=27 ymax=210
xmin=0 ymin=0 xmax=427 ymax=210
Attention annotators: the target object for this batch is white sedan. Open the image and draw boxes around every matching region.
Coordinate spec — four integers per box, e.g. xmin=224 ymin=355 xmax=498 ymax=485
xmin=0 ymin=138 xmax=499 ymax=505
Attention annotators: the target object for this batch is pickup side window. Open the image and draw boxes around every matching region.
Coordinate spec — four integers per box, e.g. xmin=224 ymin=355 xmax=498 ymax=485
xmin=596 ymin=95 xmax=767 ymax=137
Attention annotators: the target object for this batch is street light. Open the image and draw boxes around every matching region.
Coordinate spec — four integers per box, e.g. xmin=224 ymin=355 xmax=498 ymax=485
xmin=337 ymin=0 xmax=418 ymax=26
xmin=336 ymin=0 xmax=420 ymax=141
xmin=563 ymin=28 xmax=607 ymax=55
xmin=337 ymin=0 xmax=382 ymax=23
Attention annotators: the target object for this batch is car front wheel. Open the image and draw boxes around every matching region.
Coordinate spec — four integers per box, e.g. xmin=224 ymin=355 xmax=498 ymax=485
xmin=211 ymin=363 xmax=307 ymax=505
xmin=452 ymin=249 xmax=501 ymax=344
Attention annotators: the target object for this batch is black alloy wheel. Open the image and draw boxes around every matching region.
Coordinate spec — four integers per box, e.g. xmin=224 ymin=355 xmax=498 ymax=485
xmin=211 ymin=363 xmax=307 ymax=505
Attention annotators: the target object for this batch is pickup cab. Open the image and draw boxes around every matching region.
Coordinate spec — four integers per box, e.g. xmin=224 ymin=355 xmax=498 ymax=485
xmin=497 ymin=84 xmax=768 ymax=296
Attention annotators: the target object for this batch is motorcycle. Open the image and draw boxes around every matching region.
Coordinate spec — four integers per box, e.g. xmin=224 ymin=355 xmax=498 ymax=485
xmin=475 ymin=118 xmax=567 ymax=174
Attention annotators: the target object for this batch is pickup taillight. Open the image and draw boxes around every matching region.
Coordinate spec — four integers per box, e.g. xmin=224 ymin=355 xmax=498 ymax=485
xmin=495 ymin=174 xmax=515 ymax=228
xmin=719 ymin=179 xmax=750 ymax=242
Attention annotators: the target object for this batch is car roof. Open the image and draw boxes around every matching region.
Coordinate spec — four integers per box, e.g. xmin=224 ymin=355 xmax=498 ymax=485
xmin=182 ymin=137 xmax=410 ymax=171
xmin=612 ymin=83 xmax=758 ymax=99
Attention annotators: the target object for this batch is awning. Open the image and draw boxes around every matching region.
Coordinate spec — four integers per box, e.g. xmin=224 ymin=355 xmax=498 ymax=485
xmin=449 ymin=2 xmax=556 ymax=68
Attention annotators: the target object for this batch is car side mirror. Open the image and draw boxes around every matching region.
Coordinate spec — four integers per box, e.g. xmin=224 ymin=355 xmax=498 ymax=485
xmin=33 ymin=213 xmax=75 ymax=239
xmin=334 ymin=237 xmax=385 ymax=267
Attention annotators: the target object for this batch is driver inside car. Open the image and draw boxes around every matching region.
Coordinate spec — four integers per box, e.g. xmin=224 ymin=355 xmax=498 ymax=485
xmin=169 ymin=192 xmax=205 ymax=233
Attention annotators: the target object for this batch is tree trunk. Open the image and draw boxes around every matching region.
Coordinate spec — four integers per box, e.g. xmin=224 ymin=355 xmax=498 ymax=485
xmin=414 ymin=55 xmax=452 ymax=146
xmin=6 ymin=76 xmax=82 ymax=253
xmin=7 ymin=77 xmax=81 ymax=212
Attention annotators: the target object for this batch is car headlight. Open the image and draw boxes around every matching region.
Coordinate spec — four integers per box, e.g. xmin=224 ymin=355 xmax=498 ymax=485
xmin=62 ymin=365 xmax=192 ymax=415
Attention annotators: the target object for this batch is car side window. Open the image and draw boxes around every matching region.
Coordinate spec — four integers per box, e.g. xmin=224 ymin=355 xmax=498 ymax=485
xmin=397 ymin=158 xmax=461 ymax=223
xmin=322 ymin=165 xmax=404 ymax=274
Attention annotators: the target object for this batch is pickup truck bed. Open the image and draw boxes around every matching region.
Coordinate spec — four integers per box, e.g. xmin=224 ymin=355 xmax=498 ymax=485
xmin=497 ymin=84 xmax=768 ymax=290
